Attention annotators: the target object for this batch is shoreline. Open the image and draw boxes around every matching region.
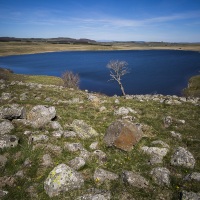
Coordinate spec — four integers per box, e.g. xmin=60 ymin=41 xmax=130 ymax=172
xmin=0 ymin=42 xmax=200 ymax=57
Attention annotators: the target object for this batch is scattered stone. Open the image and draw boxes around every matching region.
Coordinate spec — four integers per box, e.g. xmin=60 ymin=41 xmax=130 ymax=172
xmin=79 ymin=149 xmax=91 ymax=161
xmin=90 ymin=142 xmax=99 ymax=150
xmin=0 ymin=104 xmax=26 ymax=120
xmin=88 ymin=94 xmax=100 ymax=103
xmin=64 ymin=142 xmax=84 ymax=152
xmin=150 ymin=167 xmax=170 ymax=186
xmin=0 ymin=135 xmax=19 ymax=149
xmin=122 ymin=171 xmax=149 ymax=189
xmin=0 ymin=189 xmax=8 ymax=198
xmin=164 ymin=116 xmax=173 ymax=128
xmin=171 ymin=147 xmax=195 ymax=169
xmin=115 ymin=99 xmax=120 ymax=104
xmin=0 ymin=120 xmax=14 ymax=135
xmin=170 ymin=131 xmax=182 ymax=140
xmin=49 ymin=121 xmax=63 ymax=130
xmin=71 ymin=119 xmax=99 ymax=139
xmin=141 ymin=146 xmax=169 ymax=164
xmin=24 ymin=158 xmax=32 ymax=167
xmin=99 ymin=106 xmax=106 ymax=112
xmin=0 ymin=176 xmax=16 ymax=187
xmin=151 ymin=140 xmax=170 ymax=148
xmin=44 ymin=164 xmax=84 ymax=197
xmin=93 ymin=150 xmax=107 ymax=163
xmin=68 ymin=157 xmax=85 ymax=170
xmin=184 ymin=172 xmax=200 ymax=182
xmin=1 ymin=92 xmax=11 ymax=100
xmin=27 ymin=105 xmax=56 ymax=128
xmin=104 ymin=120 xmax=143 ymax=151
xmin=46 ymin=144 xmax=62 ymax=155
xmin=114 ymin=107 xmax=137 ymax=115
xmin=122 ymin=115 xmax=134 ymax=121
xmin=29 ymin=134 xmax=49 ymax=144
xmin=26 ymin=185 xmax=38 ymax=199
xmin=52 ymin=130 xmax=63 ymax=138
xmin=0 ymin=155 xmax=7 ymax=168
xmin=15 ymin=170 xmax=24 ymax=178
xmin=181 ymin=190 xmax=200 ymax=200
xmin=41 ymin=154 xmax=53 ymax=167
xmin=63 ymin=131 xmax=77 ymax=138
xmin=94 ymin=168 xmax=118 ymax=184
xmin=20 ymin=93 xmax=28 ymax=101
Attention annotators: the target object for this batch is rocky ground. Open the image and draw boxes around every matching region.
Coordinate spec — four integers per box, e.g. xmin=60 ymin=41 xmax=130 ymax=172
xmin=0 ymin=75 xmax=200 ymax=200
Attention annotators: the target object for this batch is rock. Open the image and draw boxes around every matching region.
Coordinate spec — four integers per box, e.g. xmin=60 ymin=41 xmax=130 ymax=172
xmin=24 ymin=158 xmax=32 ymax=167
xmin=0 ymin=176 xmax=16 ymax=187
xmin=20 ymin=93 xmax=28 ymax=101
xmin=141 ymin=146 xmax=169 ymax=164
xmin=122 ymin=171 xmax=149 ymax=189
xmin=150 ymin=167 xmax=170 ymax=186
xmin=104 ymin=120 xmax=143 ymax=151
xmin=64 ymin=142 xmax=84 ymax=152
xmin=71 ymin=119 xmax=98 ymax=139
xmin=46 ymin=144 xmax=62 ymax=155
xmin=94 ymin=168 xmax=119 ymax=184
xmin=26 ymin=185 xmax=38 ymax=198
xmin=0 ymin=120 xmax=14 ymax=135
xmin=115 ymin=99 xmax=120 ymax=104
xmin=27 ymin=105 xmax=56 ymax=128
xmin=164 ymin=116 xmax=172 ymax=128
xmin=170 ymin=131 xmax=182 ymax=140
xmin=15 ymin=170 xmax=24 ymax=178
xmin=52 ymin=130 xmax=63 ymax=138
xmin=99 ymin=106 xmax=106 ymax=112
xmin=114 ymin=107 xmax=137 ymax=115
xmin=93 ymin=150 xmax=107 ymax=163
xmin=68 ymin=157 xmax=85 ymax=170
xmin=1 ymin=92 xmax=11 ymax=100
xmin=90 ymin=142 xmax=99 ymax=150
xmin=49 ymin=121 xmax=63 ymax=130
xmin=184 ymin=172 xmax=200 ymax=182
xmin=29 ymin=134 xmax=49 ymax=144
xmin=79 ymin=149 xmax=91 ymax=161
xmin=171 ymin=147 xmax=195 ymax=169
xmin=0 ymin=135 xmax=19 ymax=149
xmin=88 ymin=94 xmax=100 ymax=103
xmin=41 ymin=154 xmax=53 ymax=167
xmin=63 ymin=131 xmax=77 ymax=138
xmin=0 ymin=155 xmax=7 ymax=168
xmin=181 ymin=190 xmax=200 ymax=200
xmin=0 ymin=104 xmax=26 ymax=120
xmin=0 ymin=189 xmax=8 ymax=198
xmin=44 ymin=164 xmax=84 ymax=197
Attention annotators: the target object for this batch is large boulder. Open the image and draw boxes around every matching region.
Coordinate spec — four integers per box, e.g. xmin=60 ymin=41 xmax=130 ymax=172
xmin=170 ymin=147 xmax=195 ymax=169
xmin=71 ymin=120 xmax=98 ymax=139
xmin=44 ymin=164 xmax=84 ymax=197
xmin=0 ymin=104 xmax=26 ymax=120
xmin=103 ymin=120 xmax=143 ymax=151
xmin=27 ymin=105 xmax=56 ymax=128
xmin=0 ymin=120 xmax=14 ymax=135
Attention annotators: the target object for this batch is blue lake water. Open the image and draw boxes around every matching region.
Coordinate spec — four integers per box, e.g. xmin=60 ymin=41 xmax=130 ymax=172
xmin=0 ymin=50 xmax=200 ymax=96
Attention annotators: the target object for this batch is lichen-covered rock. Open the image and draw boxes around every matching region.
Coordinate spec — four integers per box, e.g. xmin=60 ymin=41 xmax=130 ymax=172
xmin=52 ymin=130 xmax=63 ymax=138
xmin=104 ymin=120 xmax=143 ymax=151
xmin=49 ymin=121 xmax=63 ymax=130
xmin=94 ymin=168 xmax=118 ymax=184
xmin=0 ymin=104 xmax=26 ymax=120
xmin=63 ymin=131 xmax=77 ymax=138
xmin=93 ymin=150 xmax=107 ymax=164
xmin=41 ymin=154 xmax=53 ymax=167
xmin=0 ymin=120 xmax=14 ymax=135
xmin=1 ymin=92 xmax=11 ymax=100
xmin=171 ymin=147 xmax=195 ymax=169
xmin=114 ymin=107 xmax=137 ymax=115
xmin=150 ymin=167 xmax=170 ymax=186
xmin=68 ymin=157 xmax=85 ymax=170
xmin=184 ymin=172 xmax=200 ymax=182
xmin=163 ymin=116 xmax=172 ymax=128
xmin=27 ymin=105 xmax=56 ymax=128
xmin=28 ymin=134 xmax=49 ymax=144
xmin=141 ymin=146 xmax=169 ymax=164
xmin=181 ymin=190 xmax=200 ymax=200
xmin=90 ymin=142 xmax=99 ymax=150
xmin=44 ymin=164 xmax=84 ymax=197
xmin=64 ymin=142 xmax=84 ymax=152
xmin=122 ymin=171 xmax=149 ymax=189
xmin=170 ymin=131 xmax=182 ymax=140
xmin=79 ymin=149 xmax=91 ymax=161
xmin=0 ymin=135 xmax=19 ymax=149
xmin=71 ymin=119 xmax=98 ymax=139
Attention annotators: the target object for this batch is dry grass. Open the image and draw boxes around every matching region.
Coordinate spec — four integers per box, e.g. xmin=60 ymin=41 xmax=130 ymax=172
xmin=0 ymin=42 xmax=200 ymax=56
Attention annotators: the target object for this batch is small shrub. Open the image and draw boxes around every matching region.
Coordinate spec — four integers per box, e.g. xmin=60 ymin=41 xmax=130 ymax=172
xmin=61 ymin=71 xmax=80 ymax=89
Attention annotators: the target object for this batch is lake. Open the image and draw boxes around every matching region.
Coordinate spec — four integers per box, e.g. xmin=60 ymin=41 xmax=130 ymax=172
xmin=0 ymin=50 xmax=200 ymax=96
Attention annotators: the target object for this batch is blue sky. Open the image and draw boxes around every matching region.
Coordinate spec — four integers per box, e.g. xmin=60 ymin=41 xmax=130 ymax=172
xmin=0 ymin=0 xmax=200 ymax=42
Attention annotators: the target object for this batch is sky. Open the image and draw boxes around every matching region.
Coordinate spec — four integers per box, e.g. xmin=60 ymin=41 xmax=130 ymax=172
xmin=0 ymin=0 xmax=200 ymax=42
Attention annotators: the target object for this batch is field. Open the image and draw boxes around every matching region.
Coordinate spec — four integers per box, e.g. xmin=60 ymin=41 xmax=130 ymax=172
xmin=0 ymin=41 xmax=200 ymax=56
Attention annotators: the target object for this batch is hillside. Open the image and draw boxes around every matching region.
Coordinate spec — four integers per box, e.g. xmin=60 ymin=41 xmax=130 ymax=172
xmin=0 ymin=70 xmax=200 ymax=200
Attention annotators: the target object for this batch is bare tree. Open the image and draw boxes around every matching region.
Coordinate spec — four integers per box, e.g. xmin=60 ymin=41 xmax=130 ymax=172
xmin=61 ymin=71 xmax=80 ymax=89
xmin=107 ymin=60 xmax=129 ymax=96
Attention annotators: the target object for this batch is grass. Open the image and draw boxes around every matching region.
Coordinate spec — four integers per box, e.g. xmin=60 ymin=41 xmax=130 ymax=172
xmin=0 ymin=70 xmax=200 ymax=199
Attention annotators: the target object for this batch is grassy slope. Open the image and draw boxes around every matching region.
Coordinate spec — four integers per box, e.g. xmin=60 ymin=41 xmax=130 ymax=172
xmin=0 ymin=72 xmax=200 ymax=199
xmin=183 ymin=75 xmax=200 ymax=97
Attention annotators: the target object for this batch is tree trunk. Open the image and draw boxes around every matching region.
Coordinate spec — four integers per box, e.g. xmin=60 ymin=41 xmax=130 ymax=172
xmin=119 ymin=81 xmax=126 ymax=96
